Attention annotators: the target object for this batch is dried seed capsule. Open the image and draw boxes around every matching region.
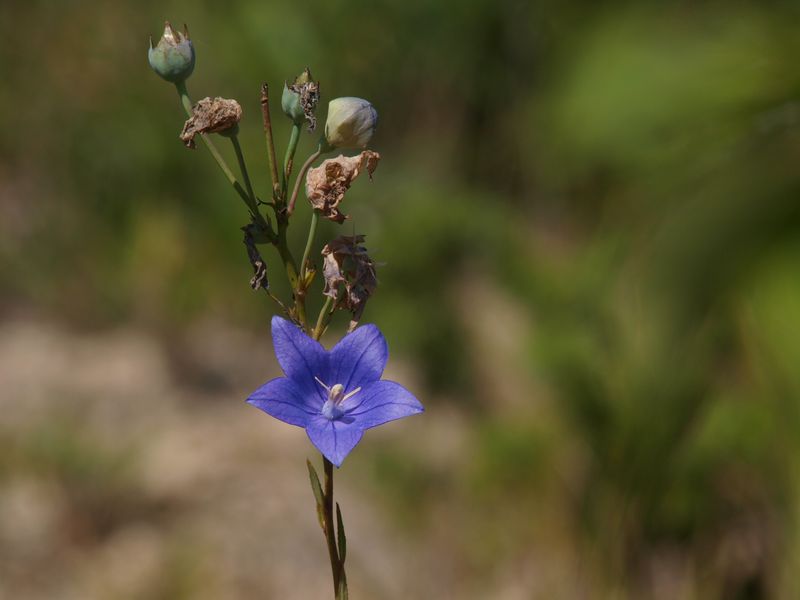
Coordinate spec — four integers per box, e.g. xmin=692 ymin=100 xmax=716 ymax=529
xmin=148 ymin=22 xmax=195 ymax=83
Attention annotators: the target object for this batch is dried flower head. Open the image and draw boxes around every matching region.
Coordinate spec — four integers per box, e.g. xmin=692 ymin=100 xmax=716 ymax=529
xmin=282 ymin=68 xmax=320 ymax=131
xmin=321 ymin=235 xmax=378 ymax=329
xmin=180 ymin=97 xmax=242 ymax=148
xmin=305 ymin=151 xmax=380 ymax=223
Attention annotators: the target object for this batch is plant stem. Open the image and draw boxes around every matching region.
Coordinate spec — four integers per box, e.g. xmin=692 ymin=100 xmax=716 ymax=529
xmin=300 ymin=210 xmax=320 ymax=283
xmin=259 ymin=83 xmax=281 ymax=199
xmin=230 ymin=134 xmax=264 ymax=225
xmin=281 ymin=123 xmax=301 ymax=198
xmin=174 ymin=83 xmax=249 ymax=206
xmin=287 ymin=147 xmax=322 ymax=216
xmin=174 ymin=81 xmax=270 ymax=233
xmin=322 ymin=457 xmax=346 ymax=598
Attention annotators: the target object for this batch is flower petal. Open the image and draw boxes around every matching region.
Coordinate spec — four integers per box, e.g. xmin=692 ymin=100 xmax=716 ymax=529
xmin=342 ymin=380 xmax=423 ymax=429
xmin=306 ymin=416 xmax=364 ymax=467
xmin=247 ymin=377 xmax=319 ymax=427
xmin=272 ymin=316 xmax=328 ymax=398
xmin=329 ymin=324 xmax=387 ymax=389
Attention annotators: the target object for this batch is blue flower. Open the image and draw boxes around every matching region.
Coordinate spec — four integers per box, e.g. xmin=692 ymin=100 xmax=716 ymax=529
xmin=248 ymin=316 xmax=424 ymax=466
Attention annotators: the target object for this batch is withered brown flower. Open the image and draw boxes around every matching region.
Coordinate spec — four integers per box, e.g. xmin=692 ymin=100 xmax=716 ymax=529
xmin=180 ymin=97 xmax=242 ymax=148
xmin=321 ymin=235 xmax=378 ymax=329
xmin=305 ymin=151 xmax=380 ymax=223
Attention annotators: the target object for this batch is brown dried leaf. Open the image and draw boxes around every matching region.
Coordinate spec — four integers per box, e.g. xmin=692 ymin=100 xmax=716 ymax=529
xmin=321 ymin=235 xmax=377 ymax=328
xmin=242 ymin=226 xmax=269 ymax=291
xmin=180 ymin=97 xmax=242 ymax=149
xmin=305 ymin=151 xmax=380 ymax=223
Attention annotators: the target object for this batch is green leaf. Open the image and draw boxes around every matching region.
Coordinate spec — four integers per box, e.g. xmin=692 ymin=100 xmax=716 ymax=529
xmin=307 ymin=459 xmax=326 ymax=530
xmin=336 ymin=502 xmax=347 ymax=563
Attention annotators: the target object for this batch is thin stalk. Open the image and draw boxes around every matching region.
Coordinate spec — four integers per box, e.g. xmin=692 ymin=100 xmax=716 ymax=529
xmin=275 ymin=236 xmax=307 ymax=329
xmin=259 ymin=83 xmax=281 ymax=198
xmin=281 ymin=123 xmax=301 ymax=199
xmin=175 ymin=82 xmax=249 ymax=206
xmin=323 ymin=457 xmax=346 ymax=598
xmin=230 ymin=134 xmax=259 ymax=214
xmin=175 ymin=82 xmax=270 ymax=233
xmin=300 ymin=210 xmax=320 ymax=283
xmin=287 ymin=147 xmax=322 ymax=216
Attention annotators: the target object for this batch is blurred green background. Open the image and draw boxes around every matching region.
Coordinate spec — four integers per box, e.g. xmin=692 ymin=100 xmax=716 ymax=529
xmin=2 ymin=0 xmax=800 ymax=598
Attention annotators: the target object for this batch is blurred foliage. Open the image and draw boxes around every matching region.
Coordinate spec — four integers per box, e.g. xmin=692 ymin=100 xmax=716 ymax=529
xmin=3 ymin=0 xmax=800 ymax=597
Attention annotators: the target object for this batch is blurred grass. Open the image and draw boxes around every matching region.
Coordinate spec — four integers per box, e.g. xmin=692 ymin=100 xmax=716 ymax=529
xmin=2 ymin=0 xmax=800 ymax=597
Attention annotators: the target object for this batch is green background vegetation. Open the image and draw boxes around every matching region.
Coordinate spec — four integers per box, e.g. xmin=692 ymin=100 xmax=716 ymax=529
xmin=2 ymin=0 xmax=800 ymax=597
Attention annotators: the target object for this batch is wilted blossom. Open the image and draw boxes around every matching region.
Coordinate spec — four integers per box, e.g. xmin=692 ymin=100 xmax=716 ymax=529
xmin=305 ymin=151 xmax=380 ymax=223
xmin=282 ymin=67 xmax=320 ymax=131
xmin=180 ymin=97 xmax=242 ymax=148
xmin=248 ymin=317 xmax=423 ymax=466
xmin=321 ymin=235 xmax=378 ymax=328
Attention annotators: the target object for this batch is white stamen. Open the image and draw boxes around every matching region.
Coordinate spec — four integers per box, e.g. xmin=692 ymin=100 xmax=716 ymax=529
xmin=342 ymin=387 xmax=362 ymax=402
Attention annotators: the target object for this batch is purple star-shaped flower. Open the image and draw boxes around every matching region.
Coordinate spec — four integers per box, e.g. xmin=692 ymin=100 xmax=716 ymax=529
xmin=248 ymin=316 xmax=424 ymax=466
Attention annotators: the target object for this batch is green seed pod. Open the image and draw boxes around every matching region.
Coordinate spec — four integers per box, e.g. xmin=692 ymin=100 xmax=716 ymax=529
xmin=323 ymin=97 xmax=378 ymax=150
xmin=148 ymin=22 xmax=195 ymax=84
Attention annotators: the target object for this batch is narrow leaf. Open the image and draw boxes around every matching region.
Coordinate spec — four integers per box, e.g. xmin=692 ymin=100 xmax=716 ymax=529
xmin=315 ymin=503 xmax=326 ymax=532
xmin=336 ymin=502 xmax=347 ymax=563
xmin=307 ymin=459 xmax=325 ymax=506
xmin=307 ymin=459 xmax=325 ymax=530
xmin=337 ymin=571 xmax=349 ymax=600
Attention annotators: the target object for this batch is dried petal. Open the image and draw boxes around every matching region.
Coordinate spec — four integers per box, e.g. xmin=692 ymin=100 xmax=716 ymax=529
xmin=321 ymin=235 xmax=378 ymax=328
xmin=289 ymin=80 xmax=320 ymax=132
xmin=305 ymin=151 xmax=380 ymax=223
xmin=180 ymin=97 xmax=242 ymax=148
xmin=282 ymin=68 xmax=320 ymax=131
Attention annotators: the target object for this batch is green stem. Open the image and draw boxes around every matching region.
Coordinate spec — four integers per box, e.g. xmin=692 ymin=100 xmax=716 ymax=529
xmin=322 ymin=457 xmax=346 ymax=598
xmin=175 ymin=83 xmax=247 ymax=204
xmin=175 ymin=82 xmax=270 ymax=233
xmin=271 ymin=122 xmax=307 ymax=328
xmin=230 ymin=134 xmax=256 ymax=204
xmin=275 ymin=235 xmax=307 ymax=329
xmin=288 ymin=147 xmax=322 ymax=216
xmin=230 ymin=134 xmax=262 ymax=222
xmin=300 ymin=210 xmax=320 ymax=283
xmin=281 ymin=123 xmax=301 ymax=199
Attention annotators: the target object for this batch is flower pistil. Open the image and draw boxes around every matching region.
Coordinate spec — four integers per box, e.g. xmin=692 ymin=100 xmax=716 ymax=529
xmin=315 ymin=376 xmax=361 ymax=420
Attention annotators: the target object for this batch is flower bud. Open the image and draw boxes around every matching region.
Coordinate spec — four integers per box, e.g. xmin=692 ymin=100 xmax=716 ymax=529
xmin=323 ymin=98 xmax=378 ymax=150
xmin=148 ymin=22 xmax=195 ymax=83
xmin=281 ymin=68 xmax=320 ymax=131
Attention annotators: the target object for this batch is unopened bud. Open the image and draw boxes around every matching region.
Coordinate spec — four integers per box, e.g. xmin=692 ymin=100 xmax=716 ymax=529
xmin=148 ymin=22 xmax=195 ymax=83
xmin=281 ymin=68 xmax=320 ymax=131
xmin=323 ymin=98 xmax=378 ymax=150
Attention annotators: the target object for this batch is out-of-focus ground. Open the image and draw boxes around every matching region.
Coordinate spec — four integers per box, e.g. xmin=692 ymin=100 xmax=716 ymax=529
xmin=0 ymin=315 xmax=562 ymax=600
xmin=3 ymin=0 xmax=800 ymax=598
